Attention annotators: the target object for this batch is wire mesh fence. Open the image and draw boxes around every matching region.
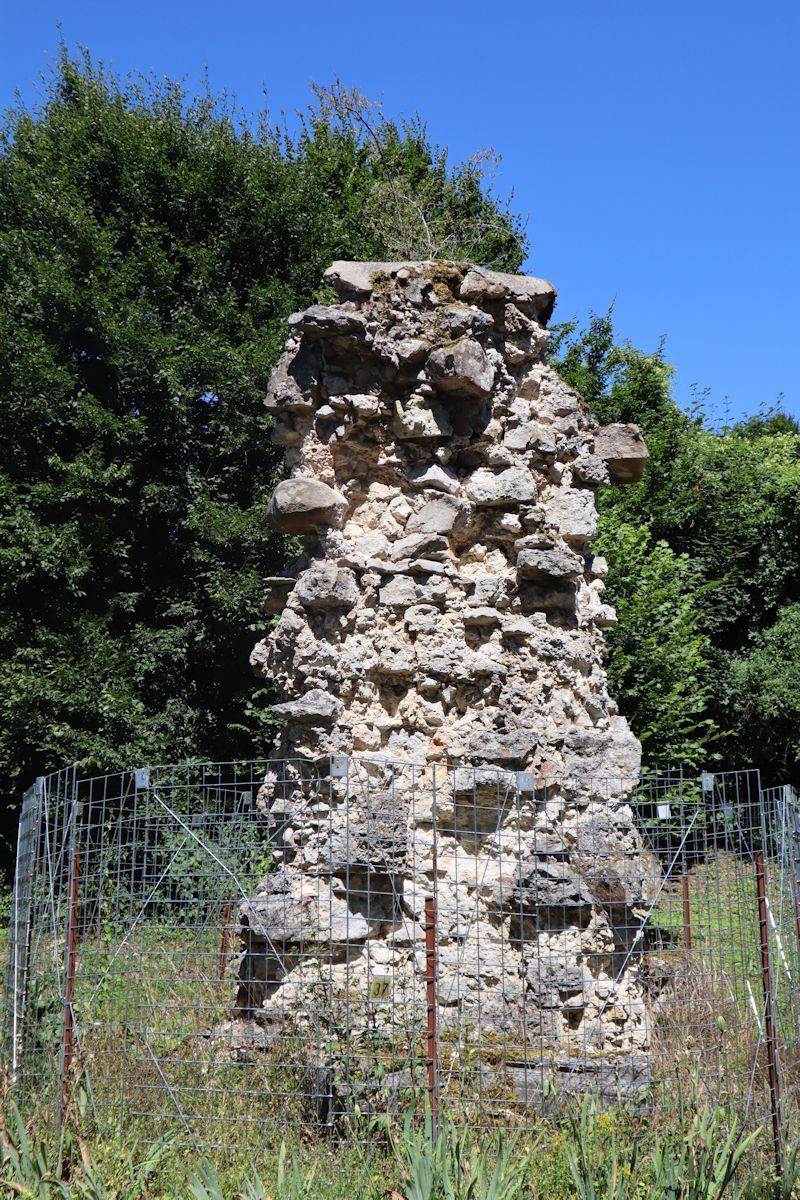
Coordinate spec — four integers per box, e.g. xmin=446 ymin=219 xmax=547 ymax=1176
xmin=3 ymin=760 xmax=800 ymax=1164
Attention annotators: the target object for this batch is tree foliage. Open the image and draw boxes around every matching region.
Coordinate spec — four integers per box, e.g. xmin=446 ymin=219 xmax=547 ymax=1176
xmin=552 ymin=315 xmax=800 ymax=778
xmin=0 ymin=49 xmax=526 ymax=842
xmin=725 ymin=604 xmax=800 ymax=775
xmin=593 ymin=517 xmax=715 ymax=769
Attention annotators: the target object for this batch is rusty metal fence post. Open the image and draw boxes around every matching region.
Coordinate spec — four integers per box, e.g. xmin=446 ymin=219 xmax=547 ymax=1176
xmin=219 ymin=895 xmax=234 ymax=983
xmin=424 ymin=896 xmax=439 ymax=1143
xmin=755 ymin=849 xmax=783 ymax=1179
xmin=681 ymin=872 xmax=692 ymax=950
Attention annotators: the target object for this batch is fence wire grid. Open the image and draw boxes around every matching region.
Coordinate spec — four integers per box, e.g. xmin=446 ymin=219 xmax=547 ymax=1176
xmin=3 ymin=760 xmax=800 ymax=1159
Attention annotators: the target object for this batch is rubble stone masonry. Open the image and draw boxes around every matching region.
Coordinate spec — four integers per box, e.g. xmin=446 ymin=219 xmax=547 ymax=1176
xmin=237 ymin=261 xmax=656 ymax=1089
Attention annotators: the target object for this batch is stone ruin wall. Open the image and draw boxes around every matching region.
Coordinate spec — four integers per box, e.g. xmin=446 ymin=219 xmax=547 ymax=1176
xmin=237 ymin=260 xmax=656 ymax=1082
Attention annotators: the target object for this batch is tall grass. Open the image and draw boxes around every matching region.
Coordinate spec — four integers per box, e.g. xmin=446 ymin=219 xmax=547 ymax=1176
xmin=6 ymin=847 xmax=800 ymax=1195
xmin=2 ymin=1086 xmax=797 ymax=1199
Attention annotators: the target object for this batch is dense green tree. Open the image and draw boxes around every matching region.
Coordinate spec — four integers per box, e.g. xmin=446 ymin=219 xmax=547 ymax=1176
xmin=552 ymin=315 xmax=800 ymax=779
xmin=725 ymin=604 xmax=800 ymax=775
xmin=593 ymin=516 xmax=715 ymax=770
xmin=551 ymin=316 xmax=718 ymax=768
xmin=0 ymin=50 xmax=526 ymax=848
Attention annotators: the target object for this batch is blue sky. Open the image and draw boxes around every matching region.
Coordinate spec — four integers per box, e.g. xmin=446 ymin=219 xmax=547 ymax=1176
xmin=2 ymin=0 xmax=798 ymax=421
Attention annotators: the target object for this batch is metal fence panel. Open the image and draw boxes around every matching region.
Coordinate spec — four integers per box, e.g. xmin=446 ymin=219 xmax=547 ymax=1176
xmin=4 ymin=759 xmax=800 ymax=1161
xmin=2 ymin=781 xmax=39 ymax=1082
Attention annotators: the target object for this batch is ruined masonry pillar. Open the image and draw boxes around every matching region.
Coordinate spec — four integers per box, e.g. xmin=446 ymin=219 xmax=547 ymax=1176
xmin=241 ymin=261 xmax=654 ymax=1095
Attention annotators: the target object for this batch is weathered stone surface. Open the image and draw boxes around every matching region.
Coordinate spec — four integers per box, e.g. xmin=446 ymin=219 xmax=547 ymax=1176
xmin=240 ymin=894 xmax=309 ymax=945
xmin=465 ymin=467 xmax=537 ymax=506
xmin=393 ymin=395 xmax=453 ymax=440
xmin=458 ymin=267 xmax=508 ymax=302
xmin=265 ymin=345 xmax=321 ymax=413
xmin=395 ymin=337 xmax=429 ymax=365
xmin=406 ymin=496 xmax=462 ymax=534
xmin=504 ymin=421 xmax=557 ymax=454
xmin=324 ymin=260 xmax=407 ymax=298
xmin=391 ymin=532 xmax=448 ymax=561
xmin=458 ymin=267 xmax=556 ymax=321
xmin=379 ymin=576 xmax=418 ymax=609
xmin=293 ymin=562 xmax=359 ymax=610
xmin=462 ymin=606 xmax=502 ymax=626
xmin=514 ymin=860 xmax=595 ymax=909
xmin=426 ymin=338 xmax=495 ymax=397
xmin=324 ymin=793 xmax=409 ymax=874
xmin=517 ymin=547 xmax=584 ymax=582
xmin=594 ymin=604 xmax=618 ymax=628
xmin=289 ymin=304 xmax=368 ymax=340
xmin=467 ymin=727 xmax=539 ymax=763
xmin=572 ymin=455 xmax=611 ymax=487
xmin=271 ymin=688 xmax=342 ymax=723
xmin=501 ymin=614 xmax=537 ymax=637
xmin=408 ymin=462 xmax=460 ymax=494
xmin=267 ymin=477 xmax=346 ymax=533
xmin=450 ymin=765 xmax=518 ymax=795
xmin=594 ymin=424 xmax=649 ymax=484
xmin=241 ymin=892 xmax=368 ymax=947
xmin=548 ymin=488 xmax=598 ymax=542
xmin=408 ymin=557 xmax=448 ymax=576
xmin=240 ymin=260 xmax=653 ymax=1069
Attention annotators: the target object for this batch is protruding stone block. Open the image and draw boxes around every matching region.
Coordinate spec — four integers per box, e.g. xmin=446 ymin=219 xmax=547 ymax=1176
xmin=548 ymin=488 xmax=598 ymax=542
xmin=265 ymin=345 xmax=321 ymax=413
xmin=324 ymin=260 xmax=407 ymax=298
xmin=271 ymin=688 xmax=342 ymax=723
xmin=407 ymin=462 xmax=460 ymax=494
xmin=458 ymin=267 xmax=556 ymax=321
xmin=288 ymin=304 xmax=368 ymax=341
xmin=267 ymin=477 xmax=346 ymax=533
xmin=240 ymin=891 xmax=368 ymax=948
xmin=462 ymin=606 xmax=502 ymax=626
xmin=406 ymin=496 xmax=462 ymax=535
xmin=391 ymin=532 xmax=448 ymax=561
xmin=594 ymin=604 xmax=618 ymax=628
xmin=594 ymin=424 xmax=649 ymax=484
xmin=379 ymin=576 xmax=418 ymax=609
xmin=517 ymin=547 xmax=584 ymax=582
